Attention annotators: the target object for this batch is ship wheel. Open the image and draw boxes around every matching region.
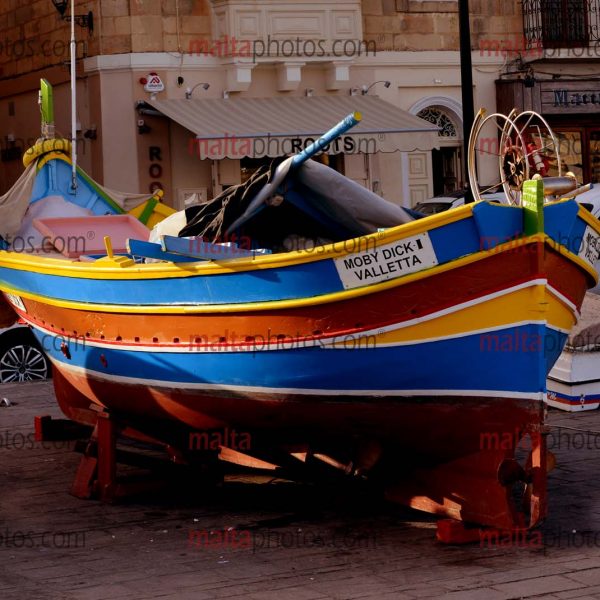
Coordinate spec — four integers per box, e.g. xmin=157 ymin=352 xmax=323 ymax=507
xmin=468 ymin=109 xmax=529 ymax=205
xmin=502 ymin=109 xmax=563 ymax=183
xmin=468 ymin=109 xmax=563 ymax=205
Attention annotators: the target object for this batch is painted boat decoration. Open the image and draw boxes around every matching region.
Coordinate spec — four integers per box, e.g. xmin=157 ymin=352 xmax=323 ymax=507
xmin=547 ymin=292 xmax=600 ymax=412
xmin=0 ymin=87 xmax=599 ymax=532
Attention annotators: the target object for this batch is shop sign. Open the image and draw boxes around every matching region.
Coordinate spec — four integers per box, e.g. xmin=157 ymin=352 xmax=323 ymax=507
xmin=144 ymin=73 xmax=165 ymax=94
xmin=541 ymin=82 xmax=600 ymax=114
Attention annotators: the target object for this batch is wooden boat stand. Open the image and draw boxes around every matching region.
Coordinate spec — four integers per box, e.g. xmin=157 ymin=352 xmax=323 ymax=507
xmin=34 ymin=414 xmax=91 ymax=441
xmin=35 ymin=410 xmax=221 ymax=502
xmin=37 ymin=371 xmax=551 ymax=539
xmin=69 ymin=411 xmax=161 ymax=502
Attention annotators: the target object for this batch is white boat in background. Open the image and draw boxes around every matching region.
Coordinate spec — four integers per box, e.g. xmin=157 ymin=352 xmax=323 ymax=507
xmin=547 ymin=292 xmax=600 ymax=412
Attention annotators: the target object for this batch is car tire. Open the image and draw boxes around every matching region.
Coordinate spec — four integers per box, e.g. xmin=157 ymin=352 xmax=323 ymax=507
xmin=0 ymin=329 xmax=50 ymax=383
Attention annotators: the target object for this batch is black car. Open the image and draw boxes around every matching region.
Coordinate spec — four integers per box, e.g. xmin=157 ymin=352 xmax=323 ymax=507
xmin=0 ymin=323 xmax=50 ymax=383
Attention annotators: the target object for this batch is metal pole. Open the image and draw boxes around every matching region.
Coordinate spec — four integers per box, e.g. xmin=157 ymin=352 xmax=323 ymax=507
xmin=459 ymin=0 xmax=475 ymax=202
xmin=70 ymin=0 xmax=77 ymax=191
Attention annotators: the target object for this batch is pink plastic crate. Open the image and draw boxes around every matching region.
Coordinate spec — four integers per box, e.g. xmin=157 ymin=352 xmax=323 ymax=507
xmin=33 ymin=214 xmax=150 ymax=258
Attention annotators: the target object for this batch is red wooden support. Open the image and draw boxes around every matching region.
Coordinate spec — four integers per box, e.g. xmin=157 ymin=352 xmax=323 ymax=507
xmin=436 ymin=519 xmax=482 ymax=544
xmin=69 ymin=410 xmax=185 ymax=502
xmin=34 ymin=415 xmax=52 ymax=442
xmin=70 ymin=411 xmax=120 ymax=502
xmin=70 ymin=423 xmax=99 ymax=499
xmin=96 ymin=412 xmax=117 ymax=502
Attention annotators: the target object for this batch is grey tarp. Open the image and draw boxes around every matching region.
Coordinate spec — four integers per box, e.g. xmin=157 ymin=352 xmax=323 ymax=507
xmin=178 ymin=158 xmax=414 ymax=246
xmin=290 ymin=159 xmax=413 ymax=234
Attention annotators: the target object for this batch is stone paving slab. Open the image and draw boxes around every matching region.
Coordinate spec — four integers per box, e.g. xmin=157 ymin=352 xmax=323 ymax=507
xmin=1 ymin=381 xmax=600 ymax=599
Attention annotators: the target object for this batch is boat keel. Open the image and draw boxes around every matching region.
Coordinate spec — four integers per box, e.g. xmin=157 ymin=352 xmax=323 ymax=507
xmin=384 ymin=425 xmax=548 ymax=531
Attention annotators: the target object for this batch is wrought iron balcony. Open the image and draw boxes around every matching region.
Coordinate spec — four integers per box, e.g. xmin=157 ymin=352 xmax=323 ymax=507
xmin=523 ymin=0 xmax=600 ymax=50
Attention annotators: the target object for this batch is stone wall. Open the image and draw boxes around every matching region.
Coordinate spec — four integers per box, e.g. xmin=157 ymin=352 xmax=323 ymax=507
xmin=100 ymin=0 xmax=211 ymax=55
xmin=0 ymin=1 xmax=524 ymax=81
xmin=361 ymin=0 xmax=524 ymax=52
xmin=0 ymin=1 xmax=98 ymax=79
xmin=0 ymin=0 xmax=213 ymax=80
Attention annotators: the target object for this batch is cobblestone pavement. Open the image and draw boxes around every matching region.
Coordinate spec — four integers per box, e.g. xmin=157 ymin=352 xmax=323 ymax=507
xmin=1 ymin=381 xmax=600 ymax=599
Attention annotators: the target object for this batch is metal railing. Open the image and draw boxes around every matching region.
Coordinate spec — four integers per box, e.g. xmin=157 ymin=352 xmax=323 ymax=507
xmin=522 ymin=0 xmax=600 ymax=49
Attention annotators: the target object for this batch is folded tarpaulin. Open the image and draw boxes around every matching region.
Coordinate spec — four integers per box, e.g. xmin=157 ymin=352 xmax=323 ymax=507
xmin=178 ymin=159 xmax=414 ymax=247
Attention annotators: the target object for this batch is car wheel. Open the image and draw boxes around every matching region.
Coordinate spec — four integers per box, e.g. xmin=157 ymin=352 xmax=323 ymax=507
xmin=0 ymin=336 xmax=50 ymax=383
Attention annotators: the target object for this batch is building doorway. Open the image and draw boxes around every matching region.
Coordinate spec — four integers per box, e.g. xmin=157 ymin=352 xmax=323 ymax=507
xmin=417 ymin=106 xmax=464 ymax=196
xmin=431 ymin=146 xmax=462 ymax=196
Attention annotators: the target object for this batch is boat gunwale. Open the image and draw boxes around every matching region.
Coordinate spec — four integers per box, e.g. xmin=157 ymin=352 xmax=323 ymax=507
xmin=0 ymin=233 xmax=595 ymax=314
xmin=0 ymin=201 xmax=479 ymax=278
xmin=0 ymin=199 xmax=594 ymax=281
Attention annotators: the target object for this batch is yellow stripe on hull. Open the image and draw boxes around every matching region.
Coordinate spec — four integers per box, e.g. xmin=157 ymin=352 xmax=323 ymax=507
xmin=331 ymin=284 xmax=575 ymax=348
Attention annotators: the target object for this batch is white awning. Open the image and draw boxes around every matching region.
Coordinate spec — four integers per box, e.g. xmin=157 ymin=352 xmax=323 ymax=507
xmin=147 ymin=96 xmax=440 ymax=159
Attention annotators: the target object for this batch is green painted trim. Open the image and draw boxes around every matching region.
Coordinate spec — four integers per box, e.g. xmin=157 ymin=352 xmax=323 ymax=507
xmin=522 ymin=179 xmax=544 ymax=235
xmin=40 ymin=79 xmax=54 ymax=128
xmin=138 ymin=197 xmax=158 ymax=224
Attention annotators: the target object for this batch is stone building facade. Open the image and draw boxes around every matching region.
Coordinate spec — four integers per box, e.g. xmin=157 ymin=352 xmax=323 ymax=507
xmin=0 ymin=0 xmax=519 ymax=207
xmin=495 ymin=0 xmax=600 ymax=188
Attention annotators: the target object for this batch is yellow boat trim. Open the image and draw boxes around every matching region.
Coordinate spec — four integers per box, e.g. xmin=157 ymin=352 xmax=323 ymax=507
xmin=23 ymin=140 xmax=71 ymax=168
xmin=0 ymin=210 xmax=596 ymax=286
xmin=335 ymin=284 xmax=574 ymax=347
xmin=578 ymin=205 xmax=600 ymax=229
xmin=0 ymin=204 xmax=478 ymax=279
xmin=0 ymin=235 xmax=594 ymax=314
xmin=36 ymin=151 xmax=72 ymax=171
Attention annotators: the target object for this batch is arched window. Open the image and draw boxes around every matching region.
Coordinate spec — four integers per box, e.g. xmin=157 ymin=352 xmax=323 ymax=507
xmin=416 ymin=107 xmax=458 ymax=138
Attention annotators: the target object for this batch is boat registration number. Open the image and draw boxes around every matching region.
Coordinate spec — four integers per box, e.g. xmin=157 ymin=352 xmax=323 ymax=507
xmin=4 ymin=293 xmax=26 ymax=312
xmin=334 ymin=232 xmax=438 ymax=290
xmin=578 ymin=225 xmax=600 ymax=267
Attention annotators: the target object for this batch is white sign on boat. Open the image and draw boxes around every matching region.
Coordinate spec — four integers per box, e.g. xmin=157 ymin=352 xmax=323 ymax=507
xmin=578 ymin=225 xmax=600 ymax=267
xmin=334 ymin=232 xmax=438 ymax=290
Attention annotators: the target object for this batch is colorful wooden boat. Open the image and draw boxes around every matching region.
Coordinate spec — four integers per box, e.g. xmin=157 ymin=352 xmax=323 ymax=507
xmin=1 ymin=172 xmax=599 ymax=530
xmin=1 ymin=93 xmax=599 ymax=532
